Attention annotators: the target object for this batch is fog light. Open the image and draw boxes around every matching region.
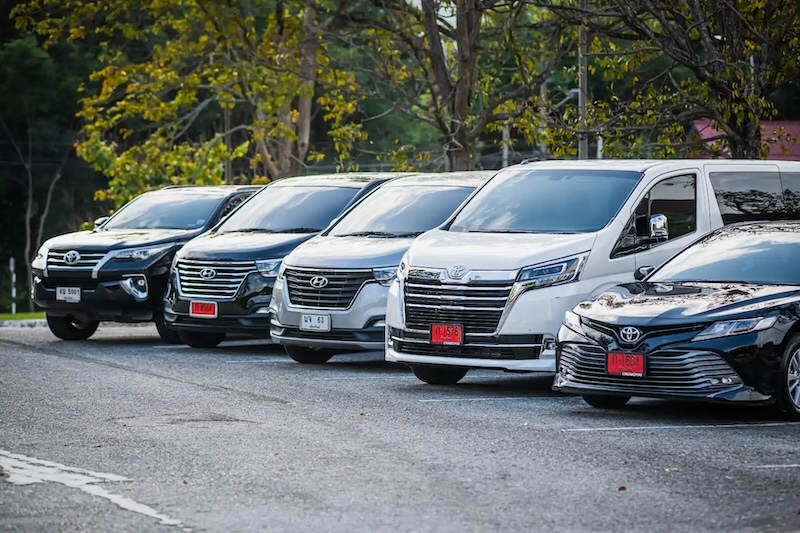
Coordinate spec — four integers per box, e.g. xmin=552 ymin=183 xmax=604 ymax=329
xmin=709 ymin=378 xmax=720 ymax=385
xmin=374 ymin=320 xmax=386 ymax=328
xmin=255 ymin=308 xmax=270 ymax=314
xmin=721 ymin=377 xmax=734 ymax=385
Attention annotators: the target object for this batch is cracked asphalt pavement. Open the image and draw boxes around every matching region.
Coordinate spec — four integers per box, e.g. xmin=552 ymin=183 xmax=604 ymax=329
xmin=1 ymin=325 xmax=799 ymax=532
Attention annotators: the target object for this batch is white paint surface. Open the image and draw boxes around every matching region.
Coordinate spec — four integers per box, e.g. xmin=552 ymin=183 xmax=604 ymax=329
xmin=0 ymin=449 xmax=182 ymax=527
xmin=562 ymin=422 xmax=800 ymax=433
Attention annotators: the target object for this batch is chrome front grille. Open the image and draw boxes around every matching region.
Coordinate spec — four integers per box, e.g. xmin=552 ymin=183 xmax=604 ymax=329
xmin=47 ymin=250 xmax=106 ymax=270
xmin=403 ymin=278 xmax=513 ymax=334
xmin=175 ymin=259 xmax=256 ymax=299
xmin=559 ymin=343 xmax=740 ymax=395
xmin=285 ymin=268 xmax=373 ymax=309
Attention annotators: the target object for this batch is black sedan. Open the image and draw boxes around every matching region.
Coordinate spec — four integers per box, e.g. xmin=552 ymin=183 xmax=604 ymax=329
xmin=553 ymin=221 xmax=800 ymax=418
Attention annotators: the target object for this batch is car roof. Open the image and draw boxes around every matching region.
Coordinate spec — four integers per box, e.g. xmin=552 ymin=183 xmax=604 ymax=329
xmin=380 ymin=171 xmax=496 ymax=187
xmin=155 ymin=184 xmax=263 ymax=196
xmin=269 ymin=172 xmax=416 ymax=188
xmin=719 ymin=220 xmax=800 ymax=233
xmin=512 ymin=159 xmax=800 ymax=173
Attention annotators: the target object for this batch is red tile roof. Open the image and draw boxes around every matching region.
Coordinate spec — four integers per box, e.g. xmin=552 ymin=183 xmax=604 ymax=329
xmin=692 ymin=119 xmax=800 ymax=159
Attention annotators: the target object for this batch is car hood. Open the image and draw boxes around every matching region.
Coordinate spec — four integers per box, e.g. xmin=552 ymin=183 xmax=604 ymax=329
xmin=576 ymin=282 xmax=800 ymax=325
xmin=284 ymin=236 xmax=413 ymax=269
xmin=44 ymin=228 xmax=196 ymax=251
xmin=405 ymin=229 xmax=597 ymax=271
xmin=178 ymin=231 xmax=315 ymax=261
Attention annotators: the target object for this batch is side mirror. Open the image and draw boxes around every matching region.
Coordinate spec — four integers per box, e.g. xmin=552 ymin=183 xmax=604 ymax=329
xmin=94 ymin=216 xmax=109 ymax=228
xmin=634 ymin=266 xmax=655 ymax=281
xmin=649 ymin=213 xmax=669 ymax=241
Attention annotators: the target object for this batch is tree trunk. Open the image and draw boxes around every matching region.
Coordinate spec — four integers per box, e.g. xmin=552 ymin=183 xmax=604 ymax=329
xmin=295 ymin=0 xmax=318 ymax=170
xmin=446 ymin=145 xmax=474 ymax=171
xmin=728 ymin=119 xmax=763 ymax=159
xmin=447 ymin=0 xmax=481 ymax=171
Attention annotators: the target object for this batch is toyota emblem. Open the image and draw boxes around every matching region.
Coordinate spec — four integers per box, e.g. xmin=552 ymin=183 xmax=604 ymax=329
xmin=199 ymin=268 xmax=217 ymax=280
xmin=448 ymin=264 xmax=467 ymax=279
xmin=63 ymin=250 xmax=81 ymax=265
xmin=309 ymin=276 xmax=329 ymax=288
xmin=619 ymin=326 xmax=642 ymax=344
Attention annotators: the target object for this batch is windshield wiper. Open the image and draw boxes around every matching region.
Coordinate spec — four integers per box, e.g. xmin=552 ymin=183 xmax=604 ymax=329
xmin=280 ymin=227 xmax=323 ymax=233
xmin=226 ymin=228 xmax=278 ymax=233
xmin=337 ymin=231 xmax=398 ymax=237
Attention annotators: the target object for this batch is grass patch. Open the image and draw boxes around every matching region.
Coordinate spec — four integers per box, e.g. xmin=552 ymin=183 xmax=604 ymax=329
xmin=0 ymin=312 xmax=45 ymax=321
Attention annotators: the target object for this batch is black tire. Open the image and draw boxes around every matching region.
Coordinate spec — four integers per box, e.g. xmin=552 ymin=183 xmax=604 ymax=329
xmin=582 ymin=394 xmax=631 ymax=409
xmin=178 ymin=331 xmax=226 ymax=349
xmin=46 ymin=314 xmax=99 ymax=341
xmin=778 ymin=335 xmax=800 ymax=419
xmin=153 ymin=311 xmax=181 ymax=344
xmin=284 ymin=345 xmax=335 ymax=364
xmin=410 ymin=364 xmax=468 ymax=385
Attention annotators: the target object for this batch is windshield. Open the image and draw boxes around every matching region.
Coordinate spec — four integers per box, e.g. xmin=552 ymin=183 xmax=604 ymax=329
xmin=328 ymin=185 xmax=475 ymax=237
xmin=103 ymin=193 xmax=223 ymax=230
xmin=449 ymin=169 xmax=642 ymax=233
xmin=651 ymin=227 xmax=800 ymax=285
xmin=216 ymin=185 xmax=358 ymax=233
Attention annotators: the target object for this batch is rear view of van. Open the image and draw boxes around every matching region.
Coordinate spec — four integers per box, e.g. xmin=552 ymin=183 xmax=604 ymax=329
xmin=385 ymin=159 xmax=800 ymax=385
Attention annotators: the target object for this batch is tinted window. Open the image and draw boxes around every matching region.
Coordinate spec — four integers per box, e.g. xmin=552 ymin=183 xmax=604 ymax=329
xmin=216 ymin=185 xmax=359 ymax=233
xmin=329 ymin=185 xmax=475 ymax=237
xmin=103 ymin=193 xmax=223 ymax=230
xmin=780 ymin=172 xmax=800 ymax=219
xmin=449 ymin=169 xmax=642 ymax=233
xmin=650 ymin=226 xmax=800 ymax=285
xmin=709 ymin=171 xmax=784 ymax=224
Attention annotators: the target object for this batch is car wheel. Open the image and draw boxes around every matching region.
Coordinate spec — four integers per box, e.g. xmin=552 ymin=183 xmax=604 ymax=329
xmin=779 ymin=336 xmax=800 ymax=419
xmin=284 ymin=345 xmax=335 ymax=364
xmin=582 ymin=394 xmax=631 ymax=409
xmin=46 ymin=314 xmax=99 ymax=341
xmin=178 ymin=331 xmax=226 ymax=349
xmin=410 ymin=364 xmax=468 ymax=385
xmin=153 ymin=311 xmax=181 ymax=344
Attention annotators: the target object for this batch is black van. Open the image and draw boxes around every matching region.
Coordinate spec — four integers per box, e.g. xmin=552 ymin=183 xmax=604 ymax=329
xmin=162 ymin=173 xmax=408 ymax=348
xmin=31 ymin=185 xmax=260 ymax=342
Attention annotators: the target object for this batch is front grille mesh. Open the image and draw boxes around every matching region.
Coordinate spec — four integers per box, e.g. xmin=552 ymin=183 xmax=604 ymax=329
xmin=403 ymin=278 xmax=512 ymax=334
xmin=176 ymin=259 xmax=255 ymax=299
xmin=47 ymin=250 xmax=106 ymax=269
xmin=285 ymin=268 xmax=373 ymax=309
xmin=559 ymin=343 xmax=739 ymax=395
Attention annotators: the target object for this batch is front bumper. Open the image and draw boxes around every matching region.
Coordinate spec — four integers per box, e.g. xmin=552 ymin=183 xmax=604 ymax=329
xmin=32 ymin=271 xmax=159 ymax=322
xmin=269 ymin=276 xmax=387 ymax=351
xmin=383 ymin=278 xmax=585 ymax=373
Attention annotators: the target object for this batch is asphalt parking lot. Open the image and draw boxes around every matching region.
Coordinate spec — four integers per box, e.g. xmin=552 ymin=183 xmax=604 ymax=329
xmin=1 ymin=325 xmax=799 ymax=532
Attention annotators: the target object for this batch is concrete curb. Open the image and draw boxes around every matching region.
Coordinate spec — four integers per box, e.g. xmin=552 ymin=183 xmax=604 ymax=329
xmin=0 ymin=320 xmax=154 ymax=328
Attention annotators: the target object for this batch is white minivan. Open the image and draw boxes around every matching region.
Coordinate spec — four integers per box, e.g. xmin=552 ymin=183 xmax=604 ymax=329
xmin=385 ymin=159 xmax=800 ymax=384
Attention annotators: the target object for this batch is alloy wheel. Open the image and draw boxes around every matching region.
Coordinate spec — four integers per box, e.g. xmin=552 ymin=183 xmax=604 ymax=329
xmin=788 ymin=349 xmax=800 ymax=409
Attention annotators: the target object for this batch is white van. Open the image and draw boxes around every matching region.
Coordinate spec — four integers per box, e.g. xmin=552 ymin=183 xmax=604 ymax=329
xmin=385 ymin=159 xmax=800 ymax=384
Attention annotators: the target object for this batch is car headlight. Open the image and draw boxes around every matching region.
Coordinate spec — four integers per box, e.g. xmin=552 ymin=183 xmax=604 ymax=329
xmin=564 ymin=310 xmax=584 ymax=334
xmin=112 ymin=244 xmax=172 ymax=262
xmin=373 ymin=266 xmax=398 ymax=287
xmin=517 ymin=253 xmax=588 ymax=289
xmin=256 ymin=259 xmax=282 ymax=277
xmin=396 ymin=254 xmax=409 ymax=282
xmin=693 ymin=316 xmax=778 ymax=341
xmin=31 ymin=245 xmax=49 ymax=270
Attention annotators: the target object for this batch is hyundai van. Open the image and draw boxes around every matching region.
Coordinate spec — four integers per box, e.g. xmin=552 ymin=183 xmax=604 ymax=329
xmin=385 ymin=159 xmax=800 ymax=384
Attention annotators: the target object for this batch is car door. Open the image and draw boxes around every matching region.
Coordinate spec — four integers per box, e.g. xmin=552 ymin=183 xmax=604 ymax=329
xmin=611 ymin=171 xmax=709 ymax=271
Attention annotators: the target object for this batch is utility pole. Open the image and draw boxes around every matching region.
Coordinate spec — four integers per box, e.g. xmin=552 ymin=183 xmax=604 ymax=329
xmin=502 ymin=120 xmax=510 ymax=167
xmin=578 ymin=0 xmax=589 ymax=160
xmin=224 ymin=106 xmax=232 ymax=184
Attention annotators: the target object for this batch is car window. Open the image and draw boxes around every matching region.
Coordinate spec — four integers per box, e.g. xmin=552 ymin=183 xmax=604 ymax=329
xmin=216 ymin=185 xmax=359 ymax=233
xmin=328 ymin=185 xmax=475 ymax=237
xmin=709 ymin=171 xmax=784 ymax=224
xmin=780 ymin=172 xmax=800 ymax=219
xmin=650 ymin=226 xmax=800 ymax=285
xmin=102 ymin=193 xmax=223 ymax=230
xmin=448 ymin=169 xmax=642 ymax=233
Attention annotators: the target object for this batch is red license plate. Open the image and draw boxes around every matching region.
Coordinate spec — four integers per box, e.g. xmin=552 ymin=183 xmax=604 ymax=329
xmin=607 ymin=352 xmax=645 ymax=377
xmin=431 ymin=324 xmax=463 ymax=345
xmin=189 ymin=301 xmax=217 ymax=318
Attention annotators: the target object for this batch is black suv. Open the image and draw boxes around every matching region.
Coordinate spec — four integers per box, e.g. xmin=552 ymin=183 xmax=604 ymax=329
xmin=31 ymin=185 xmax=260 ymax=342
xmin=163 ymin=173 xmax=407 ymax=348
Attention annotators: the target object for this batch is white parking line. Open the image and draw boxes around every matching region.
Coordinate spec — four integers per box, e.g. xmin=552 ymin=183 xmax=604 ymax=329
xmin=418 ymin=396 xmax=543 ymax=403
xmin=747 ymin=464 xmax=800 ymax=469
xmin=562 ymin=421 xmax=800 ymax=432
xmin=0 ymin=449 xmax=183 ymax=527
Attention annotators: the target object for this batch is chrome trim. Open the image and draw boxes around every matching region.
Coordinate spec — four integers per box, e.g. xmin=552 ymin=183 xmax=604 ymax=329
xmin=175 ymin=258 xmax=256 ymax=300
xmin=284 ymin=266 xmax=374 ymax=310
